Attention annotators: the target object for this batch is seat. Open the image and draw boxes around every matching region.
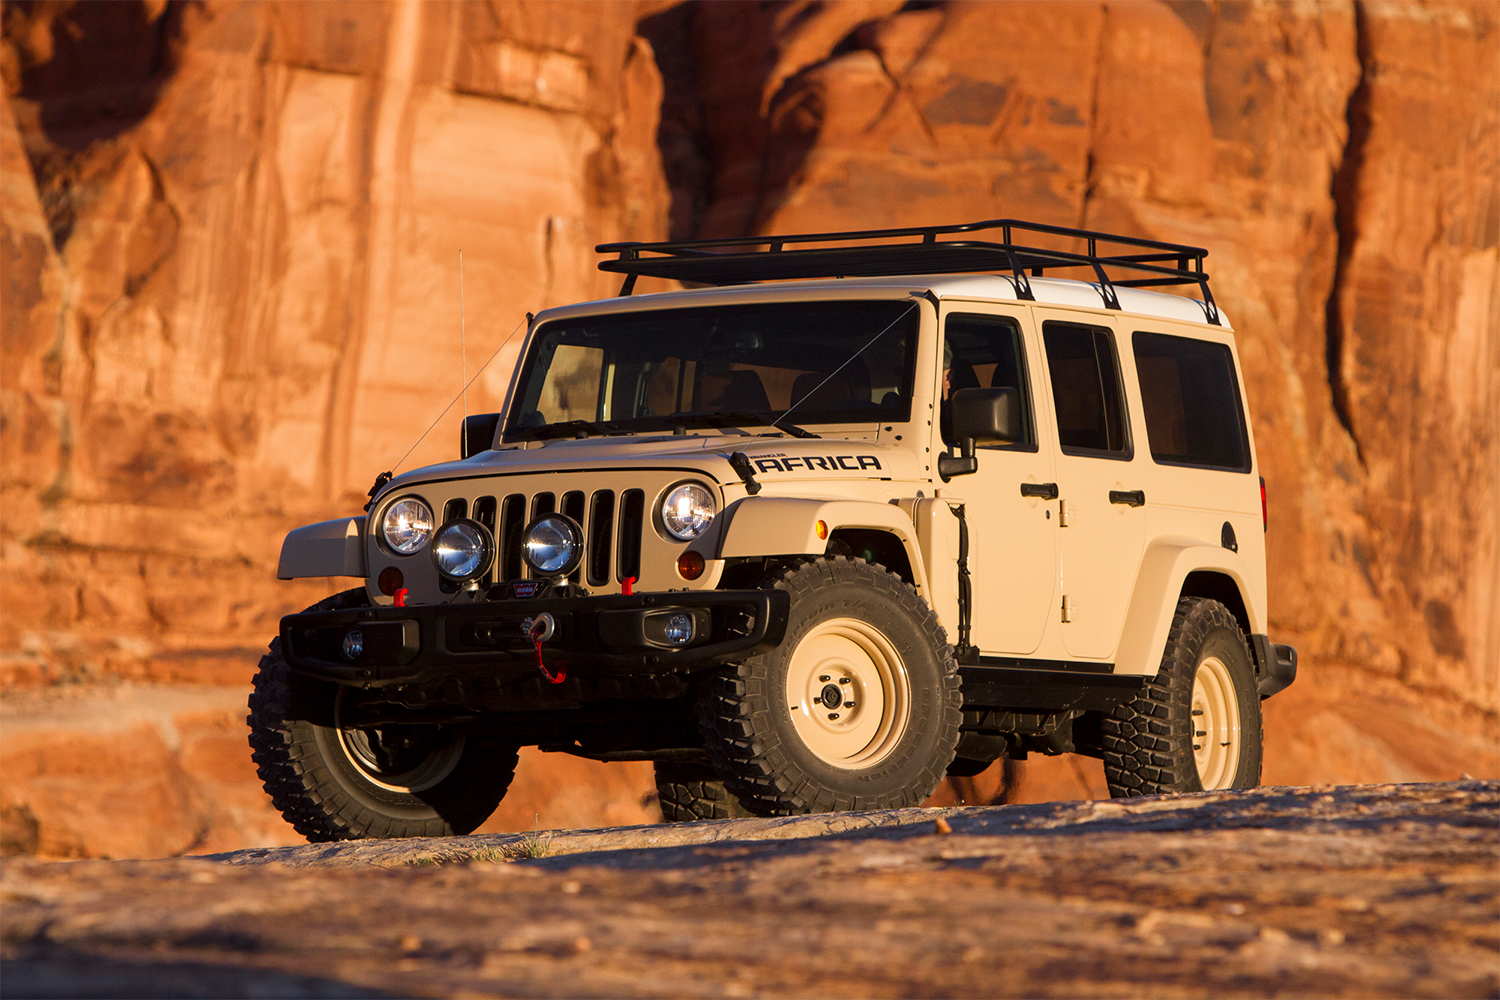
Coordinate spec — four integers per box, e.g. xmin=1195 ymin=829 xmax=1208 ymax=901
xmin=941 ymin=360 xmax=980 ymax=446
xmin=698 ymin=369 xmax=771 ymax=413
xmin=790 ymin=372 xmax=852 ymax=410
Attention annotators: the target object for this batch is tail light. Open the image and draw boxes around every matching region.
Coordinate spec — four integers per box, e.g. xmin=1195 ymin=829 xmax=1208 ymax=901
xmin=1260 ymin=476 xmax=1267 ymax=532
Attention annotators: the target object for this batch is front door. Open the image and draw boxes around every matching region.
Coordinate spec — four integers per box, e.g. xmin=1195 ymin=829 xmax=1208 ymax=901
xmin=939 ymin=308 xmax=1056 ymax=656
xmin=1036 ymin=313 xmax=1147 ymax=660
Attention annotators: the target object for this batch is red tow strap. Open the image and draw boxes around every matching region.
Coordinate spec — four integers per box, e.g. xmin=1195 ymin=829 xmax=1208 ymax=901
xmin=529 ymin=618 xmax=565 ymax=685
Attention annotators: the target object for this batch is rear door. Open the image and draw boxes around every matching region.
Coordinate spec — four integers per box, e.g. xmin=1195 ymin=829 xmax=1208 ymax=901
xmin=939 ymin=307 xmax=1057 ymax=656
xmin=1036 ymin=312 xmax=1147 ymax=660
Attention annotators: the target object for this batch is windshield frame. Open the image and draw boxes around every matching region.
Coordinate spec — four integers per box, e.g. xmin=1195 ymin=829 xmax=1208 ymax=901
xmin=501 ymin=297 xmax=922 ymax=442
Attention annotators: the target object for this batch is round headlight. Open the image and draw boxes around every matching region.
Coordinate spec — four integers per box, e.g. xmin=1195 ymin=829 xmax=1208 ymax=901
xmin=382 ymin=497 xmax=434 ymax=555
xmin=431 ymin=518 xmax=493 ymax=582
xmin=660 ymin=482 xmax=716 ymax=541
xmin=522 ymin=514 xmax=584 ymax=578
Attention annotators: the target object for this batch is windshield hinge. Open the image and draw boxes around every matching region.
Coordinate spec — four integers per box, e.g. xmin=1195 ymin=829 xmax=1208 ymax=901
xmin=728 ymin=452 xmax=762 ymax=495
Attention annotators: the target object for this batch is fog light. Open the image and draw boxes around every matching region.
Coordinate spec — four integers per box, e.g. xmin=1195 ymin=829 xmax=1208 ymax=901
xmin=342 ymin=628 xmax=364 ymax=660
xmin=677 ymin=551 xmax=705 ymax=581
xmin=661 ymin=613 xmax=695 ymax=646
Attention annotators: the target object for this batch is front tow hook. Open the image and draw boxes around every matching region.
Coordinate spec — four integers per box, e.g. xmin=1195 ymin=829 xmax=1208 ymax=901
xmin=525 ymin=613 xmax=565 ymax=684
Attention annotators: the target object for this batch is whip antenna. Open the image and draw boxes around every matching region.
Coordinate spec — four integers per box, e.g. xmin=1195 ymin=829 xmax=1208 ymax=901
xmin=460 ymin=250 xmax=467 ymax=424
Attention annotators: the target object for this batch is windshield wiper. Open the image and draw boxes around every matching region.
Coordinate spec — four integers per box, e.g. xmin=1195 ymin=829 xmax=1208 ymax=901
xmin=674 ymin=412 xmax=820 ymax=439
xmin=507 ymin=419 xmax=627 ymax=441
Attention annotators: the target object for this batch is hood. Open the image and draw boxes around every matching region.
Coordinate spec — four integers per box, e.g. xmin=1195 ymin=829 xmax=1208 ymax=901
xmin=377 ymin=433 xmax=920 ymax=498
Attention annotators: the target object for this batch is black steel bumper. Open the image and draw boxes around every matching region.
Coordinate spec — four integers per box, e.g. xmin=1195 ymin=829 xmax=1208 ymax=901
xmin=1251 ymin=634 xmax=1298 ymax=698
xmin=281 ymin=589 xmax=790 ymax=689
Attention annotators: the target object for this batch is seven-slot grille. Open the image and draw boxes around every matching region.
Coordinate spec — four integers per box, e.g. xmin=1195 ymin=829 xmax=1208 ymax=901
xmin=437 ymin=488 xmax=647 ymax=591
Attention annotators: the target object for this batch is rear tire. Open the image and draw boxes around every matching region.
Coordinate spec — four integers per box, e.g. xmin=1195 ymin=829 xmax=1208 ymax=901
xmin=654 ymin=762 xmax=754 ymax=822
xmin=1102 ymin=597 xmax=1262 ymax=797
xmin=696 ymin=557 xmax=961 ymax=816
xmin=247 ymin=589 xmax=518 ymax=841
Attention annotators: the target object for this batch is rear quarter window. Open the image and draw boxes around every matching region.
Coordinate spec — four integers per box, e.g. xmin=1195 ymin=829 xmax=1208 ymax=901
xmin=1132 ymin=331 xmax=1251 ymax=472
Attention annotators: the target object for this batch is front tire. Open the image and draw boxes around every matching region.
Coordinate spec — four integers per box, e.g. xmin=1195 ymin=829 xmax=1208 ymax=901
xmin=247 ymin=589 xmax=518 ymax=841
xmin=696 ymin=557 xmax=962 ymax=816
xmin=654 ymin=761 xmax=754 ymax=822
xmin=1102 ymin=597 xmax=1262 ymax=797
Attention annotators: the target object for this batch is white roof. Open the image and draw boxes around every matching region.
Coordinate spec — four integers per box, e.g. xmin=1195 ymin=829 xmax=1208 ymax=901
xmin=545 ymin=273 xmax=1231 ymax=330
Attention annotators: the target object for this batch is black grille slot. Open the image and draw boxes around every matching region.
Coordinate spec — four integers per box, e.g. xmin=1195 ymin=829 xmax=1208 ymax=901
xmin=561 ymin=491 xmax=586 ymax=582
xmin=499 ymin=493 xmax=526 ymax=580
xmin=586 ymin=490 xmax=616 ymax=587
xmin=442 ymin=498 xmax=468 ymax=523
xmin=618 ymin=489 xmax=644 ymax=583
xmin=531 ymin=492 xmax=555 ymax=519
xmin=472 ymin=496 xmax=498 ymax=583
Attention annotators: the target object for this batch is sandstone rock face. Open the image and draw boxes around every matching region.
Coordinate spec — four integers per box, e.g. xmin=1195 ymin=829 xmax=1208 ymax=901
xmin=2 ymin=1 xmax=1496 ymax=858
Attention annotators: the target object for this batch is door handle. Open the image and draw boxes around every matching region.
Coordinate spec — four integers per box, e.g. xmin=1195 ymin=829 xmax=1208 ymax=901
xmin=1109 ymin=489 xmax=1146 ymax=507
xmin=1020 ymin=482 xmax=1059 ymax=500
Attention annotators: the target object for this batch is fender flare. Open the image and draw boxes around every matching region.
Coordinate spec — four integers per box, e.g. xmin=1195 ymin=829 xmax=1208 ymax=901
xmin=1113 ymin=536 xmax=1264 ymax=676
xmin=277 ymin=517 xmax=368 ymax=580
xmin=714 ymin=498 xmax=930 ymax=599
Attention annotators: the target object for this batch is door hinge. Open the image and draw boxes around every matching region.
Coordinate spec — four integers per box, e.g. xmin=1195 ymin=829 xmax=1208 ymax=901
xmin=1059 ymin=499 xmax=1072 ymax=527
xmin=1061 ymin=595 xmax=1073 ymax=623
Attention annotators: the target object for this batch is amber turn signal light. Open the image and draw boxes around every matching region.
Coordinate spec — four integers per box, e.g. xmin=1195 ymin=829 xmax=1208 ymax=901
xmin=378 ymin=566 xmax=404 ymax=596
xmin=815 ymin=519 xmax=828 ymax=540
xmin=676 ymin=551 xmax=705 ymax=581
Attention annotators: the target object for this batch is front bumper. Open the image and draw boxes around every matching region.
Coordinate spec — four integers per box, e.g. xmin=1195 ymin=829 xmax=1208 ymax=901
xmin=280 ymin=589 xmax=790 ymax=689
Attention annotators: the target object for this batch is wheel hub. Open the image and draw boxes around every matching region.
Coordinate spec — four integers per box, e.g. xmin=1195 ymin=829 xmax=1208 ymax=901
xmin=786 ymin=617 xmax=911 ymax=769
xmin=333 ymin=689 xmax=465 ymax=793
xmin=1191 ymin=655 xmax=1243 ymax=790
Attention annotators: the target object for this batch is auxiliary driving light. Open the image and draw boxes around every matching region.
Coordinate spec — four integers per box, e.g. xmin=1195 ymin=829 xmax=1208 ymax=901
xmin=522 ymin=513 xmax=584 ymax=579
xmin=431 ymin=518 xmax=494 ymax=583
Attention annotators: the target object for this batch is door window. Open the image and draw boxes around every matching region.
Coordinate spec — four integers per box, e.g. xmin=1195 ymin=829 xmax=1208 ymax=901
xmin=941 ymin=314 xmax=1036 ymax=451
xmin=1131 ymin=331 xmax=1251 ymax=471
xmin=1042 ymin=322 xmax=1130 ymax=458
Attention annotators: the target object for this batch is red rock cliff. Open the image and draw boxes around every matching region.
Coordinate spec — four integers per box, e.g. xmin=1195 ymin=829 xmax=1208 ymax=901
xmin=2 ymin=0 xmax=1495 ymax=858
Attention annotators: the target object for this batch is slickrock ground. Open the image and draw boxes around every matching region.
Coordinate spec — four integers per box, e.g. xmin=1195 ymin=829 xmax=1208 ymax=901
xmin=3 ymin=0 xmax=1497 ymax=860
xmin=3 ymin=781 xmax=1496 ymax=999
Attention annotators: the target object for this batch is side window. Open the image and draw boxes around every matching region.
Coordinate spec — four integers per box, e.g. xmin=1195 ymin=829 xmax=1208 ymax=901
xmin=942 ymin=313 xmax=1036 ymax=450
xmin=1132 ymin=331 xmax=1250 ymax=471
xmin=1042 ymin=322 xmax=1130 ymax=457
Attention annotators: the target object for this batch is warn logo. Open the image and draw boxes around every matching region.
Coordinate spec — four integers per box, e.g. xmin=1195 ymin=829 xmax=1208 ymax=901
xmin=752 ymin=455 xmax=883 ymax=474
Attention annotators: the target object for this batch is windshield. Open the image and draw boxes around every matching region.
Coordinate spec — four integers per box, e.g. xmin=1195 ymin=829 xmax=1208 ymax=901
xmin=505 ymin=300 xmax=919 ymax=439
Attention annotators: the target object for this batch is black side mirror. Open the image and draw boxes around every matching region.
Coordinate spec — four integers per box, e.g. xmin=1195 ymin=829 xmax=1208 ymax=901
xmin=938 ymin=387 xmax=1020 ymax=480
xmin=461 ymin=413 xmax=502 ymax=459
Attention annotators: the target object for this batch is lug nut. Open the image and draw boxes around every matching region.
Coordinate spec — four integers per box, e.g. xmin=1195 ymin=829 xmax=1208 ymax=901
xmin=839 ymin=677 xmax=850 ymax=685
xmin=844 ymin=701 xmax=855 ymax=709
xmin=828 ymin=713 xmax=840 ymax=720
xmin=819 ymin=675 xmax=831 ymax=682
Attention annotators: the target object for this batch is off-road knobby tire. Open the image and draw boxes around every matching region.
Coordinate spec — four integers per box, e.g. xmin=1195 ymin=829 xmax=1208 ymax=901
xmin=695 ymin=557 xmax=962 ymax=816
xmin=247 ymin=589 xmax=518 ymax=841
xmin=1102 ymin=597 xmax=1263 ymax=798
xmin=654 ymin=761 xmax=755 ymax=822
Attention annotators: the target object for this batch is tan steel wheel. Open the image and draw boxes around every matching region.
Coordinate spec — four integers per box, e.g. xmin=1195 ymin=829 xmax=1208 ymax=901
xmin=332 ymin=689 xmax=465 ymax=794
xmin=785 ymin=617 xmax=911 ymax=768
xmin=1191 ymin=655 xmax=1242 ymax=790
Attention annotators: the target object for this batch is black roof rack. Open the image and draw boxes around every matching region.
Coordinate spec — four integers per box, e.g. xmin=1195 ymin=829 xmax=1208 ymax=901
xmin=596 ymin=218 xmax=1219 ymax=325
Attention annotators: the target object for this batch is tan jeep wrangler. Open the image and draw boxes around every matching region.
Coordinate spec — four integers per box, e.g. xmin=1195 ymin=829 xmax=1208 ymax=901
xmin=250 ymin=219 xmax=1297 ymax=841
